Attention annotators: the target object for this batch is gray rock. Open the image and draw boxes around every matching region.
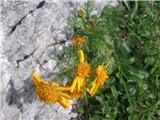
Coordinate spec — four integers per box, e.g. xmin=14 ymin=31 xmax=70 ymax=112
xmin=0 ymin=0 xmax=118 ymax=120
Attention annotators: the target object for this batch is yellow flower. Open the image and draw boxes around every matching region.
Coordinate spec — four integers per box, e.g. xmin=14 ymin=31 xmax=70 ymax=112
xmin=75 ymin=62 xmax=91 ymax=78
xmin=35 ymin=81 xmax=58 ymax=104
xmin=95 ymin=65 xmax=108 ymax=86
xmin=78 ymin=9 xmax=85 ymax=17
xmin=76 ymin=49 xmax=90 ymax=78
xmin=32 ymin=72 xmax=72 ymax=109
xmin=76 ymin=49 xmax=90 ymax=75
xmin=72 ymin=36 xmax=85 ymax=46
xmin=70 ymin=49 xmax=90 ymax=93
xmin=89 ymin=65 xmax=109 ymax=96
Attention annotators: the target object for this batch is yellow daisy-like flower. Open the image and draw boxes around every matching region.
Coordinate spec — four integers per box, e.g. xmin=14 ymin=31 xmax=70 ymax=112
xmin=75 ymin=62 xmax=91 ymax=78
xmin=70 ymin=49 xmax=90 ymax=94
xmin=35 ymin=81 xmax=58 ymax=104
xmin=94 ymin=65 xmax=108 ymax=86
xmin=76 ymin=49 xmax=91 ymax=78
xmin=78 ymin=9 xmax=85 ymax=17
xmin=72 ymin=36 xmax=85 ymax=46
xmin=32 ymin=72 xmax=72 ymax=109
xmin=89 ymin=65 xmax=109 ymax=96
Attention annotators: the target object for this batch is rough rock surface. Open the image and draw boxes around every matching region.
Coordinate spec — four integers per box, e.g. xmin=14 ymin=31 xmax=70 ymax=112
xmin=0 ymin=0 xmax=117 ymax=120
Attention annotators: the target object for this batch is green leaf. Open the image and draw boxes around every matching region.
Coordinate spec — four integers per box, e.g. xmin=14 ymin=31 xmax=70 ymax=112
xmin=111 ymin=85 xmax=118 ymax=98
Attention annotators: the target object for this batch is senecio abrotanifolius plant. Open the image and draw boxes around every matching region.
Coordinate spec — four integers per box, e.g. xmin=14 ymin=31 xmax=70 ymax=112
xmin=32 ymin=36 xmax=109 ymax=109
xmin=32 ymin=7 xmax=109 ymax=109
xmin=31 ymin=1 xmax=160 ymax=120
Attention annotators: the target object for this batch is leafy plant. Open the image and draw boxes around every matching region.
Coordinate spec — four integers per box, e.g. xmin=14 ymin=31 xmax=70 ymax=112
xmin=58 ymin=1 xmax=160 ymax=120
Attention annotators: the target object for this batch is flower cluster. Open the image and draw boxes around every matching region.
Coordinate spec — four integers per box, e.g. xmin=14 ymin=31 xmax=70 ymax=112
xmin=32 ymin=72 xmax=71 ymax=109
xmin=32 ymin=10 xmax=109 ymax=109
xmin=70 ymin=36 xmax=109 ymax=97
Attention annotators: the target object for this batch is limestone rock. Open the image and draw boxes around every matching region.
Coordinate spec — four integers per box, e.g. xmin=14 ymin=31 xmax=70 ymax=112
xmin=0 ymin=0 xmax=118 ymax=120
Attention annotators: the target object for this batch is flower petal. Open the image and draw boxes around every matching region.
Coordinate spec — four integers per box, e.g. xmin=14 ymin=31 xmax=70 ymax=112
xmin=59 ymin=92 xmax=72 ymax=99
xmin=90 ymin=85 xmax=98 ymax=96
xmin=58 ymin=98 xmax=70 ymax=109
xmin=71 ymin=77 xmax=78 ymax=92
xmin=55 ymin=87 xmax=71 ymax=91
xmin=89 ymin=83 xmax=96 ymax=95
xmin=32 ymin=72 xmax=43 ymax=83
xmin=78 ymin=49 xmax=84 ymax=63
